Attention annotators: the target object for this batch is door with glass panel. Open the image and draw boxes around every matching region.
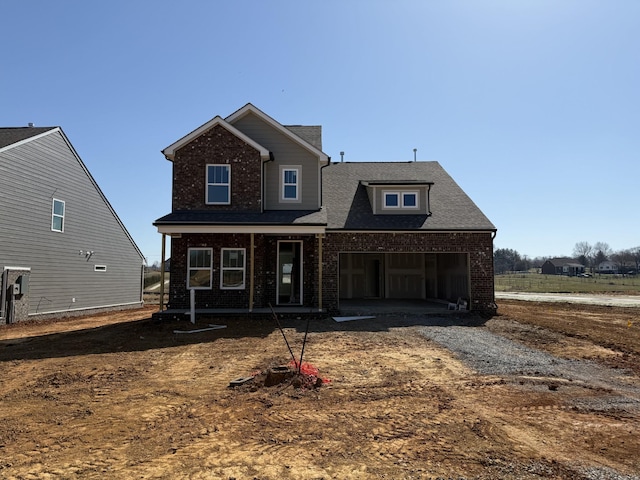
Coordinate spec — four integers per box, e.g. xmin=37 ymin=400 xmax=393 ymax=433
xmin=277 ymin=241 xmax=302 ymax=305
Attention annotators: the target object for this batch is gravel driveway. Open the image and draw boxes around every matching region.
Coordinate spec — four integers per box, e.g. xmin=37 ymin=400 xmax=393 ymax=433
xmin=496 ymin=292 xmax=640 ymax=307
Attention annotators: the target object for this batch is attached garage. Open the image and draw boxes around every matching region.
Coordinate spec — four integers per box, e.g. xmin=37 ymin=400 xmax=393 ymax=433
xmin=339 ymin=252 xmax=469 ymax=303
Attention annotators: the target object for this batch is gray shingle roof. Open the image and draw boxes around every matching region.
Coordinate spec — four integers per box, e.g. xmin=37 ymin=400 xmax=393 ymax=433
xmin=0 ymin=127 xmax=56 ymax=149
xmin=154 ymin=209 xmax=326 ymax=226
xmin=322 ymin=161 xmax=496 ymax=231
xmin=285 ymin=125 xmax=322 ymax=150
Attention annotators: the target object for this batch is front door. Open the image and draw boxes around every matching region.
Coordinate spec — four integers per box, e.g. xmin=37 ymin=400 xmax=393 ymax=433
xmin=277 ymin=240 xmax=303 ymax=305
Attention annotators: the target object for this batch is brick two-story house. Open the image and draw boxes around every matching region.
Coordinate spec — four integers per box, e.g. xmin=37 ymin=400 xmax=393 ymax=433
xmin=154 ymin=104 xmax=497 ymax=316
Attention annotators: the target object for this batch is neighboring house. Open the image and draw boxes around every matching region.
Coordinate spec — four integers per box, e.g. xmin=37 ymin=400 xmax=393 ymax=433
xmin=597 ymin=261 xmax=618 ymax=274
xmin=540 ymin=258 xmax=585 ymax=276
xmin=154 ymin=104 xmax=497 ymax=315
xmin=0 ymin=126 xmax=145 ymax=323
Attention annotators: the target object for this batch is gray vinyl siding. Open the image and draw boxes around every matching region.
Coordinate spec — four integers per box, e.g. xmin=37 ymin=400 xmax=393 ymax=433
xmin=231 ymin=113 xmax=321 ymax=210
xmin=0 ymin=129 xmax=144 ymax=316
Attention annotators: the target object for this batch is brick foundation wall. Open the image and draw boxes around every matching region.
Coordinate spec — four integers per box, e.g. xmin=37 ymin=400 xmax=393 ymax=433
xmin=172 ymin=124 xmax=263 ymax=212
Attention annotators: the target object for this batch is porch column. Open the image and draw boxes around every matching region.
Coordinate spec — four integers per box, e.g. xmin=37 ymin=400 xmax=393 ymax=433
xmin=159 ymin=233 xmax=166 ymax=312
xmin=249 ymin=232 xmax=255 ymax=312
xmin=318 ymin=233 xmax=323 ymax=312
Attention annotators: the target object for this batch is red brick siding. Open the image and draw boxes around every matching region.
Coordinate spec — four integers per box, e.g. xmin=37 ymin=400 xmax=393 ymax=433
xmin=322 ymin=231 xmax=496 ymax=314
xmin=168 ymin=233 xmax=319 ymax=310
xmin=169 ymin=231 xmax=495 ymax=315
xmin=172 ymin=124 xmax=262 ymax=212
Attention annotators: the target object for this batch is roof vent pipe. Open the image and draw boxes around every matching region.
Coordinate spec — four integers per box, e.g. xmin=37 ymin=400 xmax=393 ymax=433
xmin=340 ymin=151 xmax=344 ymax=162
xmin=413 ymin=148 xmax=417 ymax=162
xmin=28 ymin=122 xmax=34 ymax=127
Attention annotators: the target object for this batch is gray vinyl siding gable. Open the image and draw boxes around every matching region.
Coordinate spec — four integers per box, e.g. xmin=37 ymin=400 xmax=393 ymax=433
xmin=231 ymin=113 xmax=321 ymax=210
xmin=0 ymin=130 xmax=143 ymax=316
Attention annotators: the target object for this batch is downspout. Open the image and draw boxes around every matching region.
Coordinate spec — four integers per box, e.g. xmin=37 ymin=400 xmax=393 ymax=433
xmin=319 ymin=156 xmax=332 ymax=206
xmin=249 ymin=233 xmax=255 ymax=312
xmin=0 ymin=268 xmax=7 ymax=321
xmin=317 ymin=233 xmax=323 ymax=312
xmin=262 ymin=152 xmax=275 ymax=212
xmin=318 ymin=157 xmax=331 ymax=313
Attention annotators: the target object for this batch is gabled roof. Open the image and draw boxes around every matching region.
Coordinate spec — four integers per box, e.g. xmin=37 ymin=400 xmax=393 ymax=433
xmin=162 ymin=115 xmax=270 ymax=161
xmin=1 ymin=126 xmax=144 ymax=260
xmin=225 ymin=103 xmax=329 ymax=162
xmin=0 ymin=127 xmax=57 ymax=151
xmin=546 ymin=257 xmax=583 ymax=267
xmin=322 ymin=161 xmax=496 ymax=231
xmin=285 ymin=125 xmax=323 ymax=150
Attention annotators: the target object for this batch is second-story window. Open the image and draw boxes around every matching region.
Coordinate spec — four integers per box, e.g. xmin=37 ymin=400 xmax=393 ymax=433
xmin=206 ymin=164 xmax=230 ymax=204
xmin=281 ymin=166 xmax=300 ymax=202
xmin=51 ymin=198 xmax=65 ymax=232
xmin=383 ymin=191 xmax=419 ymax=209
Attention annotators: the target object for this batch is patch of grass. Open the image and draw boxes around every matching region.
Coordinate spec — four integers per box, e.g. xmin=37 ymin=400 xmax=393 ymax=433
xmin=495 ymin=273 xmax=640 ymax=294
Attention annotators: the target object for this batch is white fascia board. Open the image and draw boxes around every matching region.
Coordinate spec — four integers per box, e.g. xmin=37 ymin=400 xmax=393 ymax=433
xmin=162 ymin=116 xmax=270 ymax=161
xmin=225 ymin=103 xmax=329 ymax=163
xmin=3 ymin=266 xmax=32 ymax=271
xmin=156 ymin=224 xmax=326 ymax=235
xmin=0 ymin=127 xmax=59 ymax=154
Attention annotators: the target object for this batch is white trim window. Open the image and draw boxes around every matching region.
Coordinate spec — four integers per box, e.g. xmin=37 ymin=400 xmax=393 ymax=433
xmin=402 ymin=192 xmax=419 ymax=209
xmin=188 ymin=248 xmax=213 ymax=289
xmin=383 ymin=191 xmax=419 ymax=209
xmin=51 ymin=198 xmax=65 ymax=232
xmin=383 ymin=192 xmax=400 ymax=209
xmin=206 ymin=164 xmax=231 ymax=204
xmin=221 ymin=248 xmax=246 ymax=289
xmin=281 ymin=166 xmax=300 ymax=202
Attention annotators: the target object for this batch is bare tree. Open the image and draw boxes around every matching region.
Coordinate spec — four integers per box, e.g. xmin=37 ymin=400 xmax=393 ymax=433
xmin=593 ymin=242 xmax=612 ymax=259
xmin=573 ymin=241 xmax=593 ymax=269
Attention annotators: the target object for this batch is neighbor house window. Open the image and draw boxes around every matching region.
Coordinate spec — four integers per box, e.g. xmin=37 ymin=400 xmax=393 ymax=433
xmin=221 ymin=248 xmax=246 ymax=289
xmin=281 ymin=166 xmax=300 ymax=201
xmin=206 ymin=164 xmax=230 ymax=204
xmin=51 ymin=199 xmax=65 ymax=232
xmin=188 ymin=248 xmax=213 ymax=289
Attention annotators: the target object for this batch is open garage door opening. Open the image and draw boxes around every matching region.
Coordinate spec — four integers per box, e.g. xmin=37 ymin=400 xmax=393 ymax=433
xmin=339 ymin=252 xmax=469 ymax=305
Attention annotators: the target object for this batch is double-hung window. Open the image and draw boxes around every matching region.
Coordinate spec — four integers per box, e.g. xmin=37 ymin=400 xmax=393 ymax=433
xmin=51 ymin=199 xmax=65 ymax=232
xmin=221 ymin=248 xmax=246 ymax=289
xmin=206 ymin=164 xmax=230 ymax=204
xmin=188 ymin=248 xmax=213 ymax=289
xmin=281 ymin=166 xmax=300 ymax=201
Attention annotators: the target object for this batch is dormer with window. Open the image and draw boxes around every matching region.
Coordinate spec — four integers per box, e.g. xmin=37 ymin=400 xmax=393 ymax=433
xmin=362 ymin=180 xmax=433 ymax=215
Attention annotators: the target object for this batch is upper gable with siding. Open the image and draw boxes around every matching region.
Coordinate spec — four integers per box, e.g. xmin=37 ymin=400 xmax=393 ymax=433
xmin=162 ymin=104 xmax=329 ymax=212
xmin=226 ymin=106 xmax=328 ymax=211
xmin=0 ymin=128 xmax=144 ymax=317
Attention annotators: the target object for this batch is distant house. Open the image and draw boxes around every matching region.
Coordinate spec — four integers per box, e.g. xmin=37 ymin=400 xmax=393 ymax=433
xmin=154 ymin=104 xmax=497 ymax=316
xmin=0 ymin=126 xmax=145 ymax=323
xmin=597 ymin=261 xmax=618 ymax=274
xmin=541 ymin=258 xmax=585 ymax=276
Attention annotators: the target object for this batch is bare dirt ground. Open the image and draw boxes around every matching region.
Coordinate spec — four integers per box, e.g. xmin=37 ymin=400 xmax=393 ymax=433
xmin=1 ymin=300 xmax=639 ymax=479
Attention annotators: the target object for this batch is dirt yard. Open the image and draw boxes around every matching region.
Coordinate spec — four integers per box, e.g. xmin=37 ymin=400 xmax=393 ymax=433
xmin=1 ymin=300 xmax=639 ymax=479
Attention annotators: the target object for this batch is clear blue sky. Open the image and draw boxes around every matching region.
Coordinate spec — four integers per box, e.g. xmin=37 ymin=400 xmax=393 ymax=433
xmin=2 ymin=1 xmax=638 ymax=263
